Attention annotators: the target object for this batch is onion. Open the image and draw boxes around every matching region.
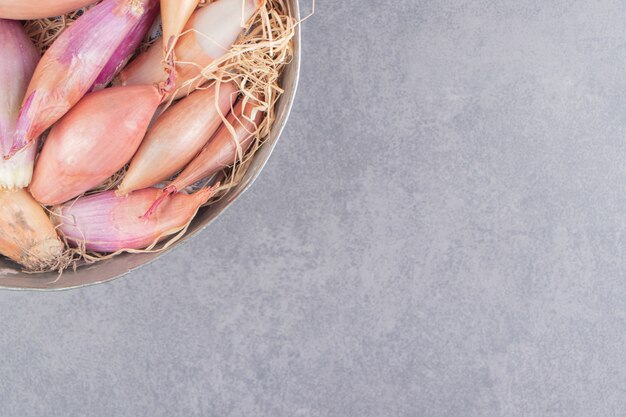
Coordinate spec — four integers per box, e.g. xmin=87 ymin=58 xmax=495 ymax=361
xmin=118 ymin=81 xmax=238 ymax=196
xmin=53 ymin=186 xmax=218 ymax=253
xmin=10 ymin=0 xmax=159 ymax=156
xmin=0 ymin=19 xmax=40 ymax=189
xmin=30 ymin=85 xmax=163 ymax=206
xmin=0 ymin=189 xmax=63 ymax=270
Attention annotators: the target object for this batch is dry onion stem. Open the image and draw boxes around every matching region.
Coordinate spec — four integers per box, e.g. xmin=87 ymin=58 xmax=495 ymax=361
xmin=20 ymin=0 xmax=297 ymax=273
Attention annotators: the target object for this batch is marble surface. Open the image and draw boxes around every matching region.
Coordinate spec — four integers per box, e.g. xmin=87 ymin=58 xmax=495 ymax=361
xmin=0 ymin=1 xmax=625 ymax=416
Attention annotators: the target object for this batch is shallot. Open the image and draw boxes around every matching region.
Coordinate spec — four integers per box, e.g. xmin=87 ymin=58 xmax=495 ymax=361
xmin=30 ymin=85 xmax=163 ymax=206
xmin=0 ymin=19 xmax=40 ymax=189
xmin=53 ymin=186 xmax=218 ymax=253
xmin=118 ymin=81 xmax=238 ymax=195
xmin=0 ymin=189 xmax=63 ymax=270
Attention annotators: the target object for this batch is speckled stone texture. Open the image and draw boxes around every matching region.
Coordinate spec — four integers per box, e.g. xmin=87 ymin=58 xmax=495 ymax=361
xmin=0 ymin=1 xmax=625 ymax=416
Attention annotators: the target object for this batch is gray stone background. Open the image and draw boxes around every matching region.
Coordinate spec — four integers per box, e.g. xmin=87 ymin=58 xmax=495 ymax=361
xmin=1 ymin=0 xmax=625 ymax=416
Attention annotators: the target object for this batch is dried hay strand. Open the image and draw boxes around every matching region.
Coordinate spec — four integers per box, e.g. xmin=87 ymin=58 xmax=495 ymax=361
xmin=17 ymin=0 xmax=299 ymax=273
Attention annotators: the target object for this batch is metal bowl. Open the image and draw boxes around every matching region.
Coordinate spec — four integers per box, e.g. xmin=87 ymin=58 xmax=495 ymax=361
xmin=0 ymin=1 xmax=301 ymax=291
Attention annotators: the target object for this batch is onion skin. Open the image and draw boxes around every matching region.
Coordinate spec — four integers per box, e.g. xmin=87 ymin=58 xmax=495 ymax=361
xmin=161 ymin=0 xmax=200 ymax=50
xmin=117 ymin=0 xmax=263 ymax=98
xmin=30 ymin=85 xmax=162 ymax=206
xmin=0 ymin=20 xmax=40 ymax=189
xmin=118 ymin=81 xmax=238 ymax=196
xmin=169 ymin=99 xmax=264 ymax=192
xmin=0 ymin=0 xmax=96 ymax=19
xmin=0 ymin=189 xmax=63 ymax=270
xmin=91 ymin=1 xmax=160 ymax=91
xmin=10 ymin=0 xmax=158 ymax=155
xmin=53 ymin=187 xmax=217 ymax=253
